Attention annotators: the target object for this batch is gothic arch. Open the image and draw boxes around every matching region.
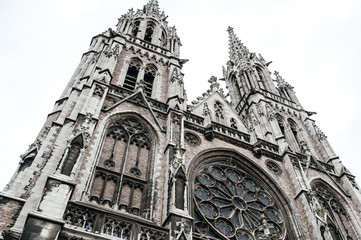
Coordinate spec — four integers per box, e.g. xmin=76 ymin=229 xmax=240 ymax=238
xmin=123 ymin=57 xmax=143 ymax=91
xmin=255 ymin=66 xmax=267 ymax=90
xmin=60 ymin=134 xmax=84 ymax=176
xmin=144 ymin=21 xmax=156 ymax=43
xmin=188 ymin=148 xmax=300 ymax=240
xmin=310 ymin=179 xmax=361 ymax=239
xmin=87 ymin=112 xmax=159 ymax=219
xmin=144 ymin=63 xmax=158 ymax=97
xmin=287 ymin=118 xmax=302 ymax=150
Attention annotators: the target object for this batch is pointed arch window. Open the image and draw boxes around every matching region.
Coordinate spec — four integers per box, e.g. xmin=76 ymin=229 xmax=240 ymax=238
xmin=275 ymin=115 xmax=285 ymax=136
xmin=123 ymin=58 xmax=142 ymax=91
xmin=312 ymin=182 xmax=357 ymax=240
xmin=160 ymin=30 xmax=167 ymax=48
xmin=256 ymin=67 xmax=266 ymax=90
xmin=144 ymin=22 xmax=155 ymax=43
xmin=89 ymin=117 xmax=153 ymax=219
xmin=175 ymin=168 xmax=186 ymax=210
xmin=288 ymin=119 xmax=301 ymax=148
xmin=131 ymin=21 xmax=140 ymax=37
xmin=232 ymin=74 xmax=243 ymax=101
xmin=144 ymin=64 xmax=157 ymax=97
xmin=19 ymin=150 xmax=37 ymax=172
xmin=61 ymin=135 xmax=83 ymax=176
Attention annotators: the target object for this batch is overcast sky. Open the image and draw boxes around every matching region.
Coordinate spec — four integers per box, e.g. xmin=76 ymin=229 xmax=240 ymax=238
xmin=0 ymin=0 xmax=360 ymax=190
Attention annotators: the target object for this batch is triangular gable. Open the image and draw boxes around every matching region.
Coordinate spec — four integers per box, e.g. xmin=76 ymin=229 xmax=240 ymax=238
xmin=190 ymin=91 xmax=248 ymax=132
xmin=104 ymin=91 xmax=166 ymax=132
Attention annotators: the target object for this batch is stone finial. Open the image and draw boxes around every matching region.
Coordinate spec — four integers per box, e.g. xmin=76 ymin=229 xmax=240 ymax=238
xmin=136 ymin=79 xmax=146 ymax=93
xmin=274 ymin=71 xmax=293 ymax=89
xmin=312 ymin=122 xmax=327 ymax=141
xmin=208 ymin=76 xmax=220 ymax=92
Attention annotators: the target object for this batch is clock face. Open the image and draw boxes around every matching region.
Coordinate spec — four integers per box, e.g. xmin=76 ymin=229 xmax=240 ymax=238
xmin=193 ymin=160 xmax=285 ymax=240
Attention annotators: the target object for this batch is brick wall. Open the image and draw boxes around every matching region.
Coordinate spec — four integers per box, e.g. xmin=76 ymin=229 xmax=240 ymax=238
xmin=0 ymin=197 xmax=24 ymax=233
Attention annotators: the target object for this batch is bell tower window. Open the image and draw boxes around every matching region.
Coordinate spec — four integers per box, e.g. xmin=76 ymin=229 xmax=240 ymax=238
xmin=123 ymin=58 xmax=142 ymax=91
xmin=256 ymin=67 xmax=266 ymax=90
xmin=160 ymin=30 xmax=167 ymax=48
xmin=131 ymin=21 xmax=140 ymax=37
xmin=144 ymin=64 xmax=157 ymax=97
xmin=144 ymin=22 xmax=155 ymax=43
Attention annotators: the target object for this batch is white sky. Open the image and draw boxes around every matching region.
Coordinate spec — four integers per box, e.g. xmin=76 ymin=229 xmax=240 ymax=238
xmin=0 ymin=0 xmax=360 ymax=190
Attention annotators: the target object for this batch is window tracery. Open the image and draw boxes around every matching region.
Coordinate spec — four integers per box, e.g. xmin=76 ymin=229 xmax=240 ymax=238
xmin=193 ymin=160 xmax=286 ymax=240
xmin=230 ymin=118 xmax=238 ymax=130
xmin=123 ymin=58 xmax=142 ymax=91
xmin=144 ymin=64 xmax=157 ymax=97
xmin=89 ymin=117 xmax=152 ymax=219
xmin=214 ymin=101 xmax=224 ymax=119
xmin=312 ymin=182 xmax=357 ymax=240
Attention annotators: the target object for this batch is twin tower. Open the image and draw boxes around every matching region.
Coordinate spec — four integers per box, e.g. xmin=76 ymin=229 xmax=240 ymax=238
xmin=1 ymin=1 xmax=360 ymax=240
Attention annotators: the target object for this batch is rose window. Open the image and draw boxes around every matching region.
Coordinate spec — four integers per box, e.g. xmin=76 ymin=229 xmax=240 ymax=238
xmin=193 ymin=161 xmax=285 ymax=239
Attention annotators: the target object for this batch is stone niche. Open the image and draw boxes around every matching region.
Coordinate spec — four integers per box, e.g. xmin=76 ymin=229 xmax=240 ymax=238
xmin=37 ymin=177 xmax=74 ymax=218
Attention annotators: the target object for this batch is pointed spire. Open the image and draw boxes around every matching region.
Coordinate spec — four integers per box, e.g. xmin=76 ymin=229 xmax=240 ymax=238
xmin=227 ymin=27 xmax=250 ymax=61
xmin=227 ymin=26 xmax=251 ymax=71
xmin=144 ymin=0 xmax=165 ymax=19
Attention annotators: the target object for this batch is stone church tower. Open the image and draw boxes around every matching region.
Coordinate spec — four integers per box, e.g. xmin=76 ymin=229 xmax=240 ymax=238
xmin=1 ymin=1 xmax=360 ymax=239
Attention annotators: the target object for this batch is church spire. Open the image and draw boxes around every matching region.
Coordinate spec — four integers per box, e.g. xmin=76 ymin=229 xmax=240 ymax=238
xmin=143 ymin=0 xmax=166 ymax=19
xmin=227 ymin=26 xmax=251 ymax=70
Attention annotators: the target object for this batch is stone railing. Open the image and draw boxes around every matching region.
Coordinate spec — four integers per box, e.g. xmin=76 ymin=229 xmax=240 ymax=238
xmin=184 ymin=112 xmax=204 ymax=126
xmin=62 ymin=202 xmax=168 ymax=240
xmin=212 ymin=122 xmax=250 ymax=143
xmin=127 ymin=36 xmax=168 ymax=55
xmin=258 ymin=89 xmax=297 ymax=108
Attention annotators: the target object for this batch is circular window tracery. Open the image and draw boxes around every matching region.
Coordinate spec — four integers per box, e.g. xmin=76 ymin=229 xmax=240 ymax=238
xmin=193 ymin=160 xmax=285 ymax=240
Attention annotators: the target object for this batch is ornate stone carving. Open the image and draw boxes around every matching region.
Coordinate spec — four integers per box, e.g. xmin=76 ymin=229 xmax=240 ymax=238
xmin=208 ymin=76 xmax=220 ymax=92
xmin=274 ymin=71 xmax=293 ymax=89
xmin=172 ymin=113 xmax=181 ymax=125
xmin=312 ymin=122 xmax=327 ymax=141
xmin=103 ymin=43 xmax=120 ymax=60
xmin=227 ymin=26 xmax=251 ymax=71
xmin=93 ymin=84 xmax=104 ymax=98
xmin=249 ymin=109 xmax=260 ymax=126
xmin=214 ymin=101 xmax=224 ymax=119
xmin=73 ymin=113 xmax=93 ymax=148
xmin=266 ymin=160 xmax=282 ymax=175
xmin=309 ymin=190 xmax=328 ymax=224
xmin=265 ymin=103 xmax=275 ymax=121
xmin=241 ymin=115 xmax=254 ymax=133
xmin=347 ymin=176 xmax=359 ymax=190
xmin=40 ymin=126 xmax=51 ymax=138
xmin=184 ymin=132 xmax=201 ymax=146
xmin=256 ymin=102 xmax=264 ymax=116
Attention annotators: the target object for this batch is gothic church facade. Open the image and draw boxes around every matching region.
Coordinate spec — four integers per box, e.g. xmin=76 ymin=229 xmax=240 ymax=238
xmin=1 ymin=1 xmax=361 ymax=240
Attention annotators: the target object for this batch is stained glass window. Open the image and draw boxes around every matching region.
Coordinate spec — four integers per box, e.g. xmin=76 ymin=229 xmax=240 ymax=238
xmin=193 ymin=160 xmax=285 ymax=240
